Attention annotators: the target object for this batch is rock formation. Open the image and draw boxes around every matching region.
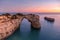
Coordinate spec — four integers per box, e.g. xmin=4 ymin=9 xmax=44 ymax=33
xmin=0 ymin=13 xmax=40 ymax=40
xmin=25 ymin=14 xmax=40 ymax=29
xmin=44 ymin=17 xmax=55 ymax=22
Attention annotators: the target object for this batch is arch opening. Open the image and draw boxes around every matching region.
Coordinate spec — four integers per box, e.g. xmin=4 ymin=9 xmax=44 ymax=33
xmin=20 ymin=18 xmax=31 ymax=32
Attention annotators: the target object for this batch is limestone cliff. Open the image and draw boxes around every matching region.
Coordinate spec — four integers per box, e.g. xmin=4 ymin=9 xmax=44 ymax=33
xmin=25 ymin=14 xmax=40 ymax=29
xmin=0 ymin=13 xmax=40 ymax=40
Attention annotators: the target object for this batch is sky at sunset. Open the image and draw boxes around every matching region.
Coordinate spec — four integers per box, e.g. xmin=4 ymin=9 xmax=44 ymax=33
xmin=0 ymin=0 xmax=60 ymax=12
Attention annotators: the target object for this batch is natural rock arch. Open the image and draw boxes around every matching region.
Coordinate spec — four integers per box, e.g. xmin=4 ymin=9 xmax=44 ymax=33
xmin=0 ymin=13 xmax=40 ymax=40
xmin=24 ymin=14 xmax=40 ymax=29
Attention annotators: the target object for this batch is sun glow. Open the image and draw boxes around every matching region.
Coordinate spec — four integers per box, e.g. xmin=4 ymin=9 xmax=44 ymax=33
xmin=52 ymin=7 xmax=60 ymax=10
xmin=50 ymin=7 xmax=60 ymax=12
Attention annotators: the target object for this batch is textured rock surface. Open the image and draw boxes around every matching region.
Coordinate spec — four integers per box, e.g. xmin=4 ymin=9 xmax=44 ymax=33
xmin=0 ymin=13 xmax=24 ymax=40
xmin=0 ymin=13 xmax=40 ymax=40
xmin=25 ymin=14 xmax=40 ymax=29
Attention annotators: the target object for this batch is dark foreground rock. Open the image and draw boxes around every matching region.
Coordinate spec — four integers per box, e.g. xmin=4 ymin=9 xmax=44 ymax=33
xmin=0 ymin=13 xmax=40 ymax=40
xmin=44 ymin=17 xmax=55 ymax=22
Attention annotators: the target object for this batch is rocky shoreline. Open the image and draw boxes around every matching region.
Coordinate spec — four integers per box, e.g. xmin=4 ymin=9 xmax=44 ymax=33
xmin=0 ymin=13 xmax=40 ymax=40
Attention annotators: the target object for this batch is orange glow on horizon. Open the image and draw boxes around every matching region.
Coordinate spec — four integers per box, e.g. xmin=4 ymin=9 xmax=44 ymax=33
xmin=0 ymin=6 xmax=60 ymax=12
xmin=0 ymin=0 xmax=60 ymax=13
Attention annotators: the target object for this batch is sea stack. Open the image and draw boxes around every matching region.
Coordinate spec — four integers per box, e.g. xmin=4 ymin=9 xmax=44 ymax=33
xmin=0 ymin=13 xmax=40 ymax=40
xmin=44 ymin=17 xmax=55 ymax=22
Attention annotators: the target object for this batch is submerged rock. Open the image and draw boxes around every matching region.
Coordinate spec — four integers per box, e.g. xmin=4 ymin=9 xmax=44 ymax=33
xmin=44 ymin=17 xmax=55 ymax=22
xmin=0 ymin=13 xmax=40 ymax=40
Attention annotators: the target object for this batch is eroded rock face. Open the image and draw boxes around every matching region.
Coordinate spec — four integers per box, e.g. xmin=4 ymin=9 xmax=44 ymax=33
xmin=0 ymin=13 xmax=24 ymax=40
xmin=0 ymin=13 xmax=40 ymax=40
xmin=25 ymin=14 xmax=40 ymax=29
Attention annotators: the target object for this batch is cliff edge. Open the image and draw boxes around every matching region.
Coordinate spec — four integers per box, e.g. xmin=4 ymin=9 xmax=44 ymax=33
xmin=0 ymin=13 xmax=40 ymax=40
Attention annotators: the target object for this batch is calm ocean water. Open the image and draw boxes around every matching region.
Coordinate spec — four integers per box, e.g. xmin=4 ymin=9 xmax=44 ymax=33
xmin=7 ymin=14 xmax=60 ymax=40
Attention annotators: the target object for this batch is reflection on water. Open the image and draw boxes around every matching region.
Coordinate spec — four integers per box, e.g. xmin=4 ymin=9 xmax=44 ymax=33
xmin=7 ymin=14 xmax=60 ymax=40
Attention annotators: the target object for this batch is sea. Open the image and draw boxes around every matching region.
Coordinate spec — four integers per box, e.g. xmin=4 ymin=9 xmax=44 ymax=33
xmin=2 ymin=13 xmax=60 ymax=40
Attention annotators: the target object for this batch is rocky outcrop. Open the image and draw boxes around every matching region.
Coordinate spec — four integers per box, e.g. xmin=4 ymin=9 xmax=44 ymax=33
xmin=25 ymin=14 xmax=40 ymax=29
xmin=0 ymin=13 xmax=40 ymax=40
xmin=0 ymin=13 xmax=24 ymax=40
xmin=44 ymin=17 xmax=55 ymax=22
